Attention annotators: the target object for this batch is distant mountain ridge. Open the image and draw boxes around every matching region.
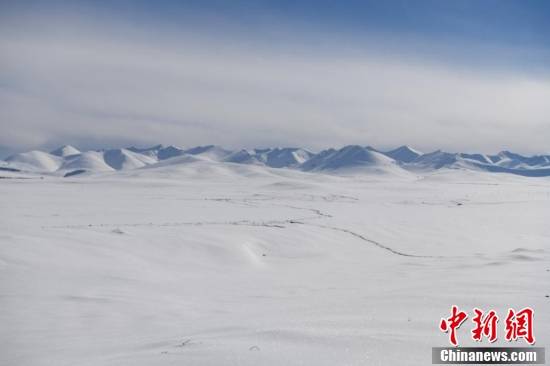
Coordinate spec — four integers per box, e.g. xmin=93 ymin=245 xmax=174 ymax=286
xmin=3 ymin=144 xmax=550 ymax=177
xmin=383 ymin=145 xmax=422 ymax=163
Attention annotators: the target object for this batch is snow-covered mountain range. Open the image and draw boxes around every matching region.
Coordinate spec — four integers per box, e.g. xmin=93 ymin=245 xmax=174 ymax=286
xmin=2 ymin=144 xmax=550 ymax=177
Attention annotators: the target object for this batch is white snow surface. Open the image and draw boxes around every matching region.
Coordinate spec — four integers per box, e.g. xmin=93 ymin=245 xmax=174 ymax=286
xmin=1 ymin=162 xmax=549 ymax=366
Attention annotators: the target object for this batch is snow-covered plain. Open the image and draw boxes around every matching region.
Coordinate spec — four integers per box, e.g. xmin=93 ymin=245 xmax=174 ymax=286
xmin=1 ymin=161 xmax=549 ymax=365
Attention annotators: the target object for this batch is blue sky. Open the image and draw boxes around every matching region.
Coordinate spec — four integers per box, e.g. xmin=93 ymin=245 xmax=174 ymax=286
xmin=6 ymin=0 xmax=548 ymax=48
xmin=1 ymin=0 xmax=549 ymax=155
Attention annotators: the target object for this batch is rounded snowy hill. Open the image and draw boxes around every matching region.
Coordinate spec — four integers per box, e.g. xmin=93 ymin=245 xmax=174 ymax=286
xmin=223 ymin=148 xmax=314 ymax=168
xmin=255 ymin=148 xmax=314 ymax=168
xmin=103 ymin=148 xmax=157 ymax=170
xmin=184 ymin=145 xmax=232 ymax=161
xmin=5 ymin=151 xmax=63 ymax=172
xmin=126 ymin=145 xmax=186 ymax=160
xmin=3 ymin=144 xmax=550 ymax=178
xmin=59 ymin=151 xmax=115 ymax=173
xmin=300 ymin=145 xmax=411 ymax=176
xmin=223 ymin=150 xmax=264 ymax=165
xmin=130 ymin=153 xmax=312 ymax=181
xmin=50 ymin=145 xmax=81 ymax=157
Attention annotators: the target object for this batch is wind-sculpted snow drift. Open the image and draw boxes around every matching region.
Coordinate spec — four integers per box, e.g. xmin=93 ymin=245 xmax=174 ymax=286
xmin=3 ymin=143 xmax=550 ymax=177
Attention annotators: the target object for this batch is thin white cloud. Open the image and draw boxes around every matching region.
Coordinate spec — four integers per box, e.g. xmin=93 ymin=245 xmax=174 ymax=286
xmin=1 ymin=20 xmax=549 ymax=155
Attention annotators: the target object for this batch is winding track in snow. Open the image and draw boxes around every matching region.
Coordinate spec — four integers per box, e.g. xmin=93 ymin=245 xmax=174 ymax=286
xmin=287 ymin=221 xmax=438 ymax=258
xmin=42 ymin=194 xmax=435 ymax=258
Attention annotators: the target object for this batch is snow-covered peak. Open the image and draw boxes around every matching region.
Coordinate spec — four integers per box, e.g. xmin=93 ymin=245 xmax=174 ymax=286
xmin=184 ymin=145 xmax=232 ymax=161
xmin=103 ymin=148 xmax=157 ymax=170
xmin=5 ymin=151 xmax=63 ymax=172
xmin=300 ymin=145 xmax=398 ymax=172
xmin=223 ymin=149 xmax=263 ymax=165
xmin=126 ymin=144 xmax=185 ymax=160
xmin=127 ymin=144 xmax=164 ymax=156
xmin=408 ymin=150 xmax=458 ymax=170
xmin=4 ymin=144 xmax=550 ymax=177
xmin=384 ymin=145 xmax=422 ymax=163
xmin=156 ymin=145 xmax=186 ymax=160
xmin=50 ymin=145 xmax=81 ymax=157
xmin=254 ymin=147 xmax=315 ymax=168
xmin=59 ymin=151 xmax=114 ymax=173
